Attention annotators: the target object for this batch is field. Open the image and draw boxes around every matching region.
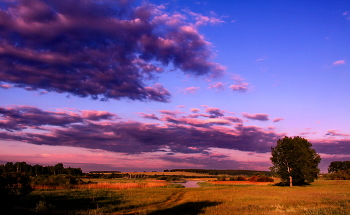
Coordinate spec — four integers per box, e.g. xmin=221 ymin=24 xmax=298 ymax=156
xmin=10 ymin=178 xmax=350 ymax=214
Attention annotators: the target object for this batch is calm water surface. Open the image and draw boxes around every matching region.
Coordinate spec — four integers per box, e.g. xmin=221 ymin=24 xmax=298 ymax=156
xmin=177 ymin=180 xmax=203 ymax=188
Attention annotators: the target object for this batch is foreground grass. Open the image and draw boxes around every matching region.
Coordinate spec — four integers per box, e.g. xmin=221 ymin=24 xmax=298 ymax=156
xmin=11 ymin=180 xmax=350 ymax=214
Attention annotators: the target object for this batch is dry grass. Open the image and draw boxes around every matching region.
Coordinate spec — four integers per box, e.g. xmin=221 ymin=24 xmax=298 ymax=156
xmin=209 ymin=181 xmax=275 ymax=185
xmin=121 ymin=171 xmax=212 ymax=177
xmin=20 ymin=179 xmax=350 ymax=214
xmin=76 ymin=182 xmax=168 ymax=190
xmin=34 ymin=181 xmax=168 ymax=190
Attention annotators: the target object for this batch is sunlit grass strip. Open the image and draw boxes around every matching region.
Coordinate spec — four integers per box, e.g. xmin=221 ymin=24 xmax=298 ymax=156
xmin=77 ymin=182 xmax=169 ymax=189
xmin=34 ymin=182 xmax=169 ymax=190
xmin=209 ymin=181 xmax=274 ymax=185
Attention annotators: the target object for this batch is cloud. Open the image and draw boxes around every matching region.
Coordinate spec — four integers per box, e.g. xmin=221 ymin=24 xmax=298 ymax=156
xmin=313 ymin=139 xmax=350 ymax=155
xmin=0 ymin=0 xmax=225 ymax=102
xmin=229 ymin=75 xmax=250 ymax=92
xmin=139 ymin=113 xmax=159 ymax=120
xmin=159 ymin=110 xmax=182 ymax=117
xmin=0 ymin=84 xmax=12 ymax=89
xmin=272 ymin=118 xmax=284 ymax=122
xmin=0 ymin=106 xmax=283 ymax=154
xmin=242 ymin=113 xmax=269 ymax=121
xmin=205 ymin=107 xmax=225 ymax=118
xmin=180 ymin=86 xmax=200 ymax=94
xmin=0 ymin=105 xmax=117 ymax=131
xmin=208 ymin=82 xmax=225 ymax=91
xmin=325 ymin=130 xmax=350 ymax=137
xmin=184 ymin=10 xmax=225 ymax=27
xmin=190 ymin=108 xmax=201 ymax=113
xmin=225 ymin=116 xmax=243 ymax=123
xmin=333 ymin=60 xmax=346 ymax=65
xmin=343 ymin=11 xmax=350 ymax=20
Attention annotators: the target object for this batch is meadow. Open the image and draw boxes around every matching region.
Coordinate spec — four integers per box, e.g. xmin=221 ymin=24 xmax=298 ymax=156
xmin=11 ymin=178 xmax=350 ymax=214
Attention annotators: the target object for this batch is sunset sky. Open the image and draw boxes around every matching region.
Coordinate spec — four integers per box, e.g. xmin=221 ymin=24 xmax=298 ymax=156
xmin=0 ymin=0 xmax=349 ymax=173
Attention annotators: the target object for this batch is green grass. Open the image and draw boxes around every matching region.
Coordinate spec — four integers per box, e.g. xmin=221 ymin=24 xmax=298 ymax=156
xmin=10 ymin=179 xmax=350 ymax=214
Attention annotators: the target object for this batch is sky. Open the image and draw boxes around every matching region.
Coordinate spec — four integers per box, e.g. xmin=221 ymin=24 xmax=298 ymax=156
xmin=0 ymin=0 xmax=349 ymax=173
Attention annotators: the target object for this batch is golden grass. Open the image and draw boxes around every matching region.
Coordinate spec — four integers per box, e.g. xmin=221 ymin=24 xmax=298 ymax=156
xmin=76 ymin=182 xmax=168 ymax=190
xmin=27 ymin=179 xmax=350 ymax=214
xmin=209 ymin=181 xmax=274 ymax=185
xmin=121 ymin=171 xmax=212 ymax=177
xmin=34 ymin=181 xmax=168 ymax=190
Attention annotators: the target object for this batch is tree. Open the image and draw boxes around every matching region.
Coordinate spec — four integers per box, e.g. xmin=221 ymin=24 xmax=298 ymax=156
xmin=270 ymin=136 xmax=321 ymax=186
xmin=328 ymin=161 xmax=350 ymax=173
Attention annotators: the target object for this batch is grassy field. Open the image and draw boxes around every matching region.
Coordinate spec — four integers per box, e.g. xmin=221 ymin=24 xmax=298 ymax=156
xmin=12 ymin=179 xmax=350 ymax=214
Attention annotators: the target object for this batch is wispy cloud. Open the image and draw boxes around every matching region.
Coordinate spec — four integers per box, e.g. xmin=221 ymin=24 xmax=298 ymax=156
xmin=208 ymin=82 xmax=225 ymax=91
xmin=229 ymin=75 xmax=250 ymax=92
xmin=325 ymin=130 xmax=350 ymax=137
xmin=180 ymin=87 xmax=200 ymax=94
xmin=272 ymin=118 xmax=284 ymax=122
xmin=333 ymin=60 xmax=346 ymax=65
xmin=0 ymin=84 xmax=12 ymax=89
xmin=242 ymin=113 xmax=269 ymax=121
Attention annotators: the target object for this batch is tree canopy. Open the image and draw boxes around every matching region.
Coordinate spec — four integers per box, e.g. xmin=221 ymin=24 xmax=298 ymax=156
xmin=270 ymin=136 xmax=321 ymax=186
xmin=328 ymin=161 xmax=350 ymax=173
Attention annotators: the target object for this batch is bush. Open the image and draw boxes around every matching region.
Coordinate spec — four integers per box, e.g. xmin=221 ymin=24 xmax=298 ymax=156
xmin=217 ymin=175 xmax=226 ymax=181
xmin=0 ymin=173 xmax=32 ymax=210
xmin=31 ymin=174 xmax=83 ymax=188
xmin=228 ymin=176 xmax=247 ymax=181
xmin=249 ymin=174 xmax=274 ymax=182
xmin=324 ymin=170 xmax=350 ymax=180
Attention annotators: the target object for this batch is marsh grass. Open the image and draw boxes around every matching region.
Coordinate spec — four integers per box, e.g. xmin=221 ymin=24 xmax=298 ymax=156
xmin=11 ymin=179 xmax=350 ymax=214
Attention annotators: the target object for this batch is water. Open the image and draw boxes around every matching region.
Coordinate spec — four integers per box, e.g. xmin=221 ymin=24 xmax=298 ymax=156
xmin=176 ymin=180 xmax=203 ymax=188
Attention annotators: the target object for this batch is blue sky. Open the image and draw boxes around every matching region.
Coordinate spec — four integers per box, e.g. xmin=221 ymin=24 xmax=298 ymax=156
xmin=0 ymin=0 xmax=349 ymax=172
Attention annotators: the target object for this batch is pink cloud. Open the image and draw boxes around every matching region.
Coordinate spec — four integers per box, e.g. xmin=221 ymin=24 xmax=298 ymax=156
xmin=185 ymin=10 xmax=225 ymax=27
xmin=159 ymin=110 xmax=182 ymax=117
xmin=333 ymin=60 xmax=346 ymax=65
xmin=181 ymin=86 xmax=200 ymax=94
xmin=205 ymin=107 xmax=225 ymax=118
xmin=139 ymin=113 xmax=159 ymax=120
xmin=0 ymin=84 xmax=12 ymax=89
xmin=208 ymin=82 xmax=225 ymax=91
xmin=229 ymin=75 xmax=250 ymax=92
xmin=190 ymin=108 xmax=201 ymax=113
xmin=242 ymin=113 xmax=269 ymax=121
xmin=325 ymin=130 xmax=350 ymax=137
xmin=272 ymin=118 xmax=284 ymax=122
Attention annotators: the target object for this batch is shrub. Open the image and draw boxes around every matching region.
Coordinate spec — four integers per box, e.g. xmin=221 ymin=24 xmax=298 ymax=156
xmin=324 ymin=170 xmax=350 ymax=180
xmin=249 ymin=174 xmax=274 ymax=182
xmin=31 ymin=174 xmax=83 ymax=188
xmin=0 ymin=173 xmax=32 ymax=210
xmin=228 ymin=176 xmax=247 ymax=181
xmin=217 ymin=175 xmax=226 ymax=181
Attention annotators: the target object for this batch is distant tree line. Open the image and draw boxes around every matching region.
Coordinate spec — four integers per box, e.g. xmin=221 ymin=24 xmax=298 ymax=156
xmin=168 ymin=169 xmax=273 ymax=176
xmin=0 ymin=162 xmax=82 ymax=176
xmin=328 ymin=161 xmax=350 ymax=173
xmin=324 ymin=161 xmax=350 ymax=180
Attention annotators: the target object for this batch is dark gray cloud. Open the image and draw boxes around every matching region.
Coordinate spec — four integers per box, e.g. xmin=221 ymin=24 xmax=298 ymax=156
xmin=0 ymin=105 xmax=117 ymax=131
xmin=0 ymin=118 xmax=281 ymax=154
xmin=0 ymin=0 xmax=224 ymax=102
xmin=1 ymin=105 xmax=348 ymax=157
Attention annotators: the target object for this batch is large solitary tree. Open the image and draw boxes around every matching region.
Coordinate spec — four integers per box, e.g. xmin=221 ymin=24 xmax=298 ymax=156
xmin=270 ymin=136 xmax=321 ymax=186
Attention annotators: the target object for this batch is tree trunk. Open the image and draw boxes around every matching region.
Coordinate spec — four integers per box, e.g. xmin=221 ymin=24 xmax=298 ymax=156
xmin=289 ymin=176 xmax=293 ymax=187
